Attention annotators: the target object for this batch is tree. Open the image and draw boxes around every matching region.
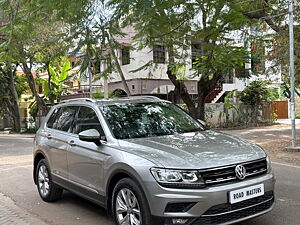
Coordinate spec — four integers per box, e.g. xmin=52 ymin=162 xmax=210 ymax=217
xmin=109 ymin=0 xmax=255 ymax=119
xmin=0 ymin=0 xmax=91 ymax=114
xmin=240 ymin=1 xmax=300 ymax=89
xmin=74 ymin=3 xmax=132 ymax=96
xmin=0 ymin=63 xmax=28 ymax=132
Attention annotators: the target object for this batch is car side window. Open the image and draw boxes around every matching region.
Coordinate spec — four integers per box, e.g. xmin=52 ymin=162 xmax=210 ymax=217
xmin=55 ymin=106 xmax=78 ymax=133
xmin=75 ymin=106 xmax=105 ymax=136
xmin=47 ymin=107 xmax=61 ymax=129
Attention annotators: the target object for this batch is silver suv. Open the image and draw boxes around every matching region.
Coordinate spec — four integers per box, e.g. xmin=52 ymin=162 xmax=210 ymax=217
xmin=33 ymin=96 xmax=275 ymax=225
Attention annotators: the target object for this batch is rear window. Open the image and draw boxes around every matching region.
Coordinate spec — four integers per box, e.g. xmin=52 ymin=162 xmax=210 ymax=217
xmin=47 ymin=106 xmax=78 ymax=133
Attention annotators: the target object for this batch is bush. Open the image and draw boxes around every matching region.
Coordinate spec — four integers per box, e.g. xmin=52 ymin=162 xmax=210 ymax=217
xmin=238 ymin=80 xmax=273 ymax=125
xmin=239 ymin=80 xmax=270 ymax=106
xmin=92 ymin=89 xmax=104 ymax=99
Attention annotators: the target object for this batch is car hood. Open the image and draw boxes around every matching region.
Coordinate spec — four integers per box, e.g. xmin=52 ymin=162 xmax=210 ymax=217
xmin=117 ymin=130 xmax=266 ymax=169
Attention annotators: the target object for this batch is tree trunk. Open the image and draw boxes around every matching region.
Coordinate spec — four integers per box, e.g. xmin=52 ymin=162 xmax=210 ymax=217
xmin=195 ymin=74 xmax=222 ymax=120
xmin=166 ymin=68 xmax=197 ymax=115
xmin=166 ymin=46 xmax=197 ymax=117
xmin=46 ymin=62 xmax=55 ymax=105
xmin=107 ymin=33 xmax=131 ymax=96
xmin=173 ymin=86 xmax=181 ymax=104
xmin=195 ymin=92 xmax=206 ymax=120
xmin=7 ymin=66 xmax=21 ymax=132
xmin=22 ymin=62 xmax=48 ymax=116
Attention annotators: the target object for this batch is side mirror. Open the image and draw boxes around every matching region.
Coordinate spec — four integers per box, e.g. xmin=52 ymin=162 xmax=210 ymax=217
xmin=197 ymin=119 xmax=207 ymax=128
xmin=79 ymin=129 xmax=102 ymax=146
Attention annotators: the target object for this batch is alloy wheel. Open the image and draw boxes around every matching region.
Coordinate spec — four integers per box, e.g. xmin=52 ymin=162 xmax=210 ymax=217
xmin=38 ymin=164 xmax=50 ymax=197
xmin=116 ymin=188 xmax=141 ymax=225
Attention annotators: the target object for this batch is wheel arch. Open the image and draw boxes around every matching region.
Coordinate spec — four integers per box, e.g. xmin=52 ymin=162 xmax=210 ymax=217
xmin=106 ymin=169 xmax=148 ymax=214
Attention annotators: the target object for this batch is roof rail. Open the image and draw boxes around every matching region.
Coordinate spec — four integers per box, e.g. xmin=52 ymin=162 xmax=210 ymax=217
xmin=60 ymin=98 xmax=96 ymax=103
xmin=141 ymin=96 xmax=161 ymax=100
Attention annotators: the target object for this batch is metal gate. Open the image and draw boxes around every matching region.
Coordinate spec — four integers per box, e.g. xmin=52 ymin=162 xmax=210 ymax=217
xmin=272 ymin=101 xmax=288 ymax=119
xmin=262 ymin=101 xmax=288 ymax=120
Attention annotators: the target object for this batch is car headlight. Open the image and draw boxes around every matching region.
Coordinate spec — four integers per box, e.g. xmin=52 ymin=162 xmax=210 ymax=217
xmin=150 ymin=168 xmax=205 ymax=188
xmin=266 ymin=155 xmax=272 ymax=173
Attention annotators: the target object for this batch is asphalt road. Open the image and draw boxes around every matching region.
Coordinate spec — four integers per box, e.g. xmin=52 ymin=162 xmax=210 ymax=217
xmin=0 ymin=134 xmax=299 ymax=225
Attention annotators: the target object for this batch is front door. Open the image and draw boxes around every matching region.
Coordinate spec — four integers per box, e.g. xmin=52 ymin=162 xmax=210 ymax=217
xmin=67 ymin=106 xmax=109 ymax=197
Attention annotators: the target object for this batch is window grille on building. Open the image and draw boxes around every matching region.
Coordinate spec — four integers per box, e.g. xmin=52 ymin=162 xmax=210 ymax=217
xmin=153 ymin=45 xmax=166 ymax=63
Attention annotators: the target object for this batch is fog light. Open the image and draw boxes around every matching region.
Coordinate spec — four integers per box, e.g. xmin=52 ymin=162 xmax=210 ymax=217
xmin=172 ymin=218 xmax=189 ymax=224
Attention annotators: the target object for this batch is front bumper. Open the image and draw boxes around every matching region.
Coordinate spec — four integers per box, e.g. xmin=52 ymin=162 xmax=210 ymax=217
xmin=145 ymin=172 xmax=275 ymax=224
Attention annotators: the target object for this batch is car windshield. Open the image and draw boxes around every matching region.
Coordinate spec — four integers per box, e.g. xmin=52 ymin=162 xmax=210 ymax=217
xmin=100 ymin=102 xmax=204 ymax=139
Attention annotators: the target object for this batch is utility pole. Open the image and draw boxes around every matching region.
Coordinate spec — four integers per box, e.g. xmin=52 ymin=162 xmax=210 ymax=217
xmin=103 ymin=60 xmax=109 ymax=98
xmin=88 ymin=61 xmax=93 ymax=98
xmin=289 ymin=0 xmax=297 ymax=147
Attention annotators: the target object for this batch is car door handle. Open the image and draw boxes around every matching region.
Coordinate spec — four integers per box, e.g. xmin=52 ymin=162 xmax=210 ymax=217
xmin=47 ymin=134 xmax=52 ymax=139
xmin=69 ymin=140 xmax=76 ymax=147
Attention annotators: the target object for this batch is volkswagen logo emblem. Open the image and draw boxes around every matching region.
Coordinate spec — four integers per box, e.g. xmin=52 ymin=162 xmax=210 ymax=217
xmin=235 ymin=165 xmax=246 ymax=180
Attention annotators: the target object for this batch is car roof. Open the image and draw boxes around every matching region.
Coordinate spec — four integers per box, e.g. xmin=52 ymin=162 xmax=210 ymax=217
xmin=58 ymin=96 xmax=169 ymax=107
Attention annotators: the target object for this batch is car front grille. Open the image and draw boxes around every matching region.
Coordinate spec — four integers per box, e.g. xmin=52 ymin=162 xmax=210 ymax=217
xmin=190 ymin=191 xmax=274 ymax=225
xmin=200 ymin=158 xmax=267 ymax=186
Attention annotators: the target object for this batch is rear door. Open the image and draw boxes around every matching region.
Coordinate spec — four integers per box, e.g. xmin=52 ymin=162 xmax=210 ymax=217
xmin=67 ymin=106 xmax=110 ymax=198
xmin=45 ymin=106 xmax=79 ymax=180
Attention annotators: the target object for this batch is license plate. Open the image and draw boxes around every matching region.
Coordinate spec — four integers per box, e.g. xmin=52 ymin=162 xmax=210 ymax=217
xmin=229 ymin=184 xmax=264 ymax=204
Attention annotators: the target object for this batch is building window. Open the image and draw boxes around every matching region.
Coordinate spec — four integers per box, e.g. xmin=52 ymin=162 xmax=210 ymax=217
xmin=121 ymin=46 xmax=130 ymax=65
xmin=91 ymin=60 xmax=101 ymax=75
xmin=132 ymin=84 xmax=135 ymax=90
xmin=38 ymin=85 xmax=43 ymax=94
xmin=153 ymin=45 xmax=165 ymax=63
xmin=191 ymin=43 xmax=201 ymax=67
xmin=104 ymin=58 xmax=112 ymax=73
xmin=251 ymin=43 xmax=265 ymax=72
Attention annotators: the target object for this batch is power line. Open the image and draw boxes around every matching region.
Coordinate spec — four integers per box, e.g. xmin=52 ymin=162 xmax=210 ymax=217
xmin=233 ymin=0 xmax=283 ymax=6
xmin=260 ymin=11 xmax=289 ymax=20
xmin=232 ymin=0 xmax=287 ymax=11
xmin=231 ymin=1 xmax=290 ymax=20
xmin=242 ymin=7 xmax=268 ymax=14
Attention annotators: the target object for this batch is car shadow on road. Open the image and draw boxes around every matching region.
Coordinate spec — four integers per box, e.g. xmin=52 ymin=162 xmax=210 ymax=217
xmin=57 ymin=191 xmax=114 ymax=225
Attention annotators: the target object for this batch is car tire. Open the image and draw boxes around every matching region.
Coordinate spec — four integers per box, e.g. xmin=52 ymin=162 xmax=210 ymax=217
xmin=36 ymin=159 xmax=63 ymax=202
xmin=112 ymin=178 xmax=152 ymax=225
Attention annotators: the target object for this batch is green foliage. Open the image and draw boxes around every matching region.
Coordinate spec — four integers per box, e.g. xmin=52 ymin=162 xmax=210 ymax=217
xmin=92 ymin=89 xmax=104 ymax=99
xmin=110 ymin=89 xmax=126 ymax=98
xmin=42 ymin=61 xmax=71 ymax=103
xmin=219 ymin=90 xmax=240 ymax=127
xmin=15 ymin=75 xmax=29 ymax=98
xmin=29 ymin=102 xmax=38 ymax=119
xmin=223 ymin=90 xmax=238 ymax=113
xmin=266 ymin=88 xmax=282 ymax=101
xmin=239 ymin=80 xmax=271 ymax=106
xmin=194 ymin=46 xmax=250 ymax=79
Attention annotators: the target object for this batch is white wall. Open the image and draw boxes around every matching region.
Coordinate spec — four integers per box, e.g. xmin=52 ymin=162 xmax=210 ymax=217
xmin=109 ymin=45 xmax=196 ymax=82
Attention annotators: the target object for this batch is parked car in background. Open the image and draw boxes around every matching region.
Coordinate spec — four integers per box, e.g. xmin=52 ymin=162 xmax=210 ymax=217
xmin=33 ymin=96 xmax=275 ymax=225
